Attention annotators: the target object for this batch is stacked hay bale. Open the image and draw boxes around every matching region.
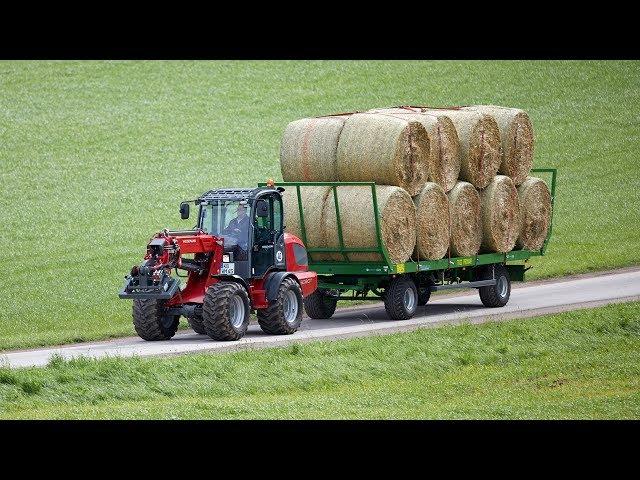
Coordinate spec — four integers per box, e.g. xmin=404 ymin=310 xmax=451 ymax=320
xmin=280 ymin=114 xmax=350 ymax=182
xmin=336 ymin=112 xmax=431 ymax=196
xmin=447 ymin=181 xmax=482 ymax=256
xmin=420 ymin=108 xmax=501 ymax=189
xmin=322 ymin=185 xmax=416 ymax=263
xmin=516 ymin=177 xmax=552 ymax=250
xmin=462 ymin=105 xmax=534 ymax=185
xmin=280 ymin=111 xmax=432 ymax=196
xmin=413 ymin=182 xmax=450 ymax=260
xmin=278 ymin=104 xmax=548 ymax=263
xmin=367 ymin=107 xmax=461 ymax=192
xmin=480 ymin=175 xmax=521 ymax=253
xmin=281 ymin=186 xmax=334 ymax=261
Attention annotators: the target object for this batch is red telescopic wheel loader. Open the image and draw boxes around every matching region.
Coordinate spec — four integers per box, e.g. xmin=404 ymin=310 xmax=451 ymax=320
xmin=119 ymin=183 xmax=318 ymax=341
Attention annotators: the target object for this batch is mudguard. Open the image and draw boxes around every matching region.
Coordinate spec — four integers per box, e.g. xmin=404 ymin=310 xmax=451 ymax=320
xmin=264 ymin=270 xmax=318 ymax=301
xmin=264 ymin=271 xmax=293 ymax=302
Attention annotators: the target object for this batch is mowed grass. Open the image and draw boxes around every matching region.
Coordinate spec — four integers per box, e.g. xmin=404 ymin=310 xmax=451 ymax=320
xmin=1 ymin=301 xmax=639 ymax=419
xmin=0 ymin=60 xmax=639 ymax=350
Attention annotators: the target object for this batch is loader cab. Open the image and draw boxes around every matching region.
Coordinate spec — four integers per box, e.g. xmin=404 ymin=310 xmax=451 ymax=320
xmin=197 ymin=188 xmax=285 ymax=279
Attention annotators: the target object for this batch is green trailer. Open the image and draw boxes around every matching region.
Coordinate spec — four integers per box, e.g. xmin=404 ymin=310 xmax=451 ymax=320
xmin=260 ymin=168 xmax=556 ymax=321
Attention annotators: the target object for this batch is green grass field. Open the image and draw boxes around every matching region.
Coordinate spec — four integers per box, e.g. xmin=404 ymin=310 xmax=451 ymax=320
xmin=1 ymin=60 xmax=639 ymax=350
xmin=1 ymin=301 xmax=638 ymax=419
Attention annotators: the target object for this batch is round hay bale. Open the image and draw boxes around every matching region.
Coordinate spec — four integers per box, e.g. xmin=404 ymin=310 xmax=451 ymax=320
xmin=322 ymin=185 xmax=416 ymax=263
xmin=413 ymin=182 xmax=450 ymax=260
xmin=336 ymin=113 xmax=430 ymax=196
xmin=462 ymin=105 xmax=533 ymax=185
xmin=281 ymin=186 xmax=336 ymax=261
xmin=422 ymin=108 xmax=501 ymax=189
xmin=516 ymin=176 xmax=552 ymax=250
xmin=279 ymin=115 xmax=349 ymax=182
xmin=368 ymin=108 xmax=461 ymax=192
xmin=447 ymin=181 xmax=482 ymax=257
xmin=480 ymin=175 xmax=521 ymax=253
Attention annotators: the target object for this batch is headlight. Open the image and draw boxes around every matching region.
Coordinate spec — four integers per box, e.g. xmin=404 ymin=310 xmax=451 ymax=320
xmin=223 ymin=254 xmax=230 ymax=262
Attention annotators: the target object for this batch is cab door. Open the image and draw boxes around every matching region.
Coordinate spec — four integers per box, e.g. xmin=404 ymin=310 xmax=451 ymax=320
xmin=252 ymin=193 xmax=285 ymax=277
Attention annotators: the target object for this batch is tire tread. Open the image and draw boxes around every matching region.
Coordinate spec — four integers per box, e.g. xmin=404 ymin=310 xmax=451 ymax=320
xmin=202 ymin=282 xmax=250 ymax=340
xmin=132 ymin=298 xmax=178 ymax=341
xmin=303 ymin=289 xmax=338 ymax=319
xmin=257 ymin=277 xmax=303 ymax=335
xmin=383 ymin=276 xmax=417 ymax=320
xmin=478 ymin=264 xmax=511 ymax=308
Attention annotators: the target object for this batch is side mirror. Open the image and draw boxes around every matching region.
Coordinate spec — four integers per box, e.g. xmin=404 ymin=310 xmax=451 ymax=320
xmin=180 ymin=202 xmax=190 ymax=220
xmin=256 ymin=200 xmax=269 ymax=218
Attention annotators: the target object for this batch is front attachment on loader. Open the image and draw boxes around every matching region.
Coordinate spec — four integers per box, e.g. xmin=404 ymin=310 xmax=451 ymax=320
xmin=118 ymin=265 xmax=181 ymax=300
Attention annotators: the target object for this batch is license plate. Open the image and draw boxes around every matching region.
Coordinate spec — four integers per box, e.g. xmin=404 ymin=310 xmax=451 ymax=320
xmin=220 ymin=263 xmax=235 ymax=275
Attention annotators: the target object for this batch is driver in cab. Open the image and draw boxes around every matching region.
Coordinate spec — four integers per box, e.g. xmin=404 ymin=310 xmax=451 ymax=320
xmin=223 ymin=203 xmax=250 ymax=260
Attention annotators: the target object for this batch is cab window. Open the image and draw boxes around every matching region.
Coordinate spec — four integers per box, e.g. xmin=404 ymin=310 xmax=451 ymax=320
xmin=272 ymin=196 xmax=283 ymax=232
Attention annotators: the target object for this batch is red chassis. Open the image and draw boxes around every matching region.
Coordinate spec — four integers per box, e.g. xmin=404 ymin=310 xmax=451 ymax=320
xmin=122 ymin=228 xmax=317 ymax=312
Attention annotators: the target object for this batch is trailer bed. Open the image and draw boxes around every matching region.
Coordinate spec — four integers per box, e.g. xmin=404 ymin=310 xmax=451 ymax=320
xmin=260 ymin=168 xmax=556 ymax=312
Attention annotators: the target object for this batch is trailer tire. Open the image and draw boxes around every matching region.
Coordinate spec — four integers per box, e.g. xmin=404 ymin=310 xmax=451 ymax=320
xmin=187 ymin=316 xmax=206 ymax=335
xmin=202 ymin=282 xmax=250 ymax=341
xmin=303 ymin=288 xmax=338 ymax=319
xmin=478 ymin=264 xmax=511 ymax=307
xmin=384 ymin=276 xmax=418 ymax=320
xmin=258 ymin=277 xmax=303 ymax=335
xmin=132 ymin=298 xmax=179 ymax=341
xmin=417 ymin=285 xmax=431 ymax=306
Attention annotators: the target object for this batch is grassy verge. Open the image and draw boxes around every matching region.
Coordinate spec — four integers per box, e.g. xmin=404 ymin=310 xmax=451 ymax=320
xmin=1 ymin=60 xmax=638 ymax=350
xmin=1 ymin=301 xmax=639 ymax=419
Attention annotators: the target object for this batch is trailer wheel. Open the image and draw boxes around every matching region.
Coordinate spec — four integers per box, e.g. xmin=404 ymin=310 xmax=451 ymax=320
xmin=132 ymin=298 xmax=179 ymax=341
xmin=187 ymin=316 xmax=206 ymax=335
xmin=384 ymin=276 xmax=418 ymax=320
xmin=417 ymin=285 xmax=431 ymax=306
xmin=258 ymin=277 xmax=303 ymax=335
xmin=478 ymin=264 xmax=511 ymax=307
xmin=202 ymin=282 xmax=250 ymax=341
xmin=303 ymin=288 xmax=338 ymax=319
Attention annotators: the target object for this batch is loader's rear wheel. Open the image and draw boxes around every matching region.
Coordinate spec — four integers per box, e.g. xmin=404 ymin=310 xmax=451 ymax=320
xmin=303 ymin=288 xmax=338 ymax=319
xmin=187 ymin=316 xmax=206 ymax=335
xmin=202 ymin=282 xmax=250 ymax=341
xmin=478 ymin=264 xmax=511 ymax=308
xmin=384 ymin=276 xmax=418 ymax=320
xmin=132 ymin=298 xmax=179 ymax=341
xmin=257 ymin=277 xmax=303 ymax=335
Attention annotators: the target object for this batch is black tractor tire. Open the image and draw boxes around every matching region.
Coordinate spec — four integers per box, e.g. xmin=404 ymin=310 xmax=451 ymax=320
xmin=417 ymin=285 xmax=432 ymax=306
xmin=257 ymin=277 xmax=304 ymax=335
xmin=202 ymin=282 xmax=251 ymax=341
xmin=132 ymin=298 xmax=179 ymax=341
xmin=478 ymin=263 xmax=511 ymax=308
xmin=303 ymin=288 xmax=338 ymax=320
xmin=187 ymin=316 xmax=206 ymax=335
xmin=383 ymin=276 xmax=418 ymax=320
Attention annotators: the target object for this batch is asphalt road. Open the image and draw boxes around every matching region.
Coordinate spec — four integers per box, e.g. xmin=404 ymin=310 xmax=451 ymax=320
xmin=3 ymin=268 xmax=640 ymax=368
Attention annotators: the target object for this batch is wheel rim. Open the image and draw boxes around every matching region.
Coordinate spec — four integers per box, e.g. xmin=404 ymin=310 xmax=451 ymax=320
xmin=283 ymin=289 xmax=299 ymax=324
xmin=497 ymin=275 xmax=508 ymax=298
xmin=403 ymin=287 xmax=416 ymax=313
xmin=229 ymin=295 xmax=245 ymax=328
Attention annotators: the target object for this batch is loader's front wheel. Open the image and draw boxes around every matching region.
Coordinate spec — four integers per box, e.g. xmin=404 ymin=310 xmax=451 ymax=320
xmin=258 ymin=277 xmax=303 ymax=335
xmin=132 ymin=298 xmax=179 ymax=341
xmin=202 ymin=282 xmax=250 ymax=341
